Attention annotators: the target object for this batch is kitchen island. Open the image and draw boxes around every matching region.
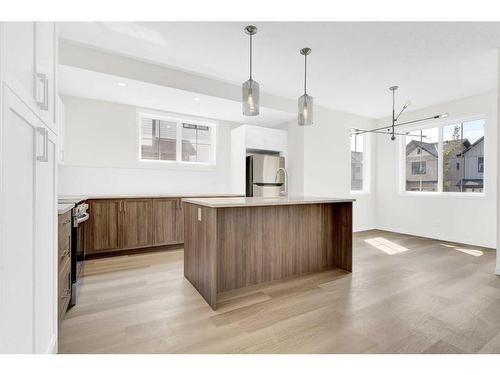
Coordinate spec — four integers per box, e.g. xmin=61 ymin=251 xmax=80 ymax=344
xmin=182 ymin=196 xmax=354 ymax=309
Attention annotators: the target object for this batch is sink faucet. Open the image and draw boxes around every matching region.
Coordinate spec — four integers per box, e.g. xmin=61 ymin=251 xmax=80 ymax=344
xmin=275 ymin=167 xmax=288 ymax=196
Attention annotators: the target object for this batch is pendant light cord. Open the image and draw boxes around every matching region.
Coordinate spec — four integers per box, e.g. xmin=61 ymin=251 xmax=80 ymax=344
xmin=249 ymin=33 xmax=253 ymax=80
xmin=391 ymin=87 xmax=395 ymax=136
xmin=304 ymin=54 xmax=307 ymax=94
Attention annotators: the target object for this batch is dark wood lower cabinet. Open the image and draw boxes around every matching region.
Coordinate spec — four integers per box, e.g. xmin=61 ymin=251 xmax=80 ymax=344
xmin=152 ymin=199 xmax=177 ymax=246
xmin=122 ymin=199 xmax=153 ymax=249
xmin=175 ymin=199 xmax=184 ymax=243
xmin=84 ymin=198 xmax=184 ymax=255
xmin=58 ymin=211 xmax=72 ymax=327
xmin=85 ymin=199 xmax=121 ymax=254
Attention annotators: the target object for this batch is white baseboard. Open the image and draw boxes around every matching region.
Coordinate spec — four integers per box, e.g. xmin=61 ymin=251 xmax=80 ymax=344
xmin=353 ymin=225 xmax=376 ymax=233
xmin=374 ymin=225 xmax=495 ymax=249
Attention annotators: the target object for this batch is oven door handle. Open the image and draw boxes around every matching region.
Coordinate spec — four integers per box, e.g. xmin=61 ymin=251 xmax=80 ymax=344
xmin=75 ymin=213 xmax=90 ymax=225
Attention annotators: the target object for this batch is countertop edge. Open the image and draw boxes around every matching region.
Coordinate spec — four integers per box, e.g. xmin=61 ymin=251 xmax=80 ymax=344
xmin=182 ymin=197 xmax=356 ymax=208
xmin=57 ymin=203 xmax=75 ymax=215
xmin=58 ymin=194 xmax=243 ymax=202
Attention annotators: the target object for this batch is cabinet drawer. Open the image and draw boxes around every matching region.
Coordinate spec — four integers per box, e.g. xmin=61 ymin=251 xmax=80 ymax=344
xmin=58 ymin=211 xmax=72 ymax=264
xmin=58 ymin=259 xmax=71 ymax=325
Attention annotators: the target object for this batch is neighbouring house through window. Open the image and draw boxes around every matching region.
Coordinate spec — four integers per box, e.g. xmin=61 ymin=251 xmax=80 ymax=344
xmin=411 ymin=161 xmax=426 ymax=175
xmin=350 ymin=132 xmax=367 ymax=192
xmin=405 ymin=127 xmax=438 ymax=192
xmin=403 ymin=119 xmax=485 ymax=193
xmin=139 ymin=113 xmax=216 ymax=164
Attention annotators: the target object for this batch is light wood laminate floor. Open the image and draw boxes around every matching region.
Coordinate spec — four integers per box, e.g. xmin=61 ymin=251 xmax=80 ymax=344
xmin=59 ymin=230 xmax=500 ymax=354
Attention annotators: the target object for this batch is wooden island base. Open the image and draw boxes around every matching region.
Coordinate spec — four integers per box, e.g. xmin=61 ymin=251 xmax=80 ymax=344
xmin=183 ymin=197 xmax=353 ymax=310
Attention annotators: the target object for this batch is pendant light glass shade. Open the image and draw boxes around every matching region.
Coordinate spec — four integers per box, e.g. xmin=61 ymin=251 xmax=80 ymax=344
xmin=298 ymin=93 xmax=313 ymax=126
xmin=242 ymin=78 xmax=260 ymax=116
xmin=298 ymin=47 xmax=313 ymax=126
xmin=242 ymin=25 xmax=260 ymax=116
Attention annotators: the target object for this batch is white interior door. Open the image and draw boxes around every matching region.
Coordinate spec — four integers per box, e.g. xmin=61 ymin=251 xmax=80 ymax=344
xmin=0 ymin=85 xmax=37 ymax=353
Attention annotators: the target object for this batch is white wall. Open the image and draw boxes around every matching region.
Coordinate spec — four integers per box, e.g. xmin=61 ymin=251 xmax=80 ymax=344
xmin=376 ymin=91 xmax=497 ymax=248
xmin=287 ymin=121 xmax=304 ymax=196
xmin=497 ymin=50 xmax=500 ymax=274
xmin=230 ymin=125 xmax=246 ymax=195
xmin=290 ymin=106 xmax=377 ymax=232
xmin=59 ymin=96 xmax=236 ymax=195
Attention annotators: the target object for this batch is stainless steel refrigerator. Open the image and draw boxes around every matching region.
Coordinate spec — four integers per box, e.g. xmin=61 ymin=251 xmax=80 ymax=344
xmin=246 ymin=154 xmax=285 ymax=197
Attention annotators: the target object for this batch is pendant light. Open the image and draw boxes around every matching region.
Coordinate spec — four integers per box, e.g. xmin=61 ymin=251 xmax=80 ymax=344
xmin=298 ymin=47 xmax=313 ymax=126
xmin=242 ymin=25 xmax=259 ymax=116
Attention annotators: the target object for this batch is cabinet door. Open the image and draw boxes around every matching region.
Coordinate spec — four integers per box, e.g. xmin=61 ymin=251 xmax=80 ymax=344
xmin=0 ymin=85 xmax=56 ymax=353
xmin=58 ymin=211 xmax=72 ymax=267
xmin=34 ymin=22 xmax=56 ymax=131
xmin=152 ymin=199 xmax=177 ymax=246
xmin=175 ymin=199 xmax=184 ymax=243
xmin=122 ymin=199 xmax=153 ymax=249
xmin=56 ymin=95 xmax=65 ymax=163
xmin=0 ymin=85 xmax=37 ymax=352
xmin=2 ymin=22 xmax=36 ymax=105
xmin=86 ymin=200 xmax=121 ymax=254
xmin=34 ymin=127 xmax=57 ymax=354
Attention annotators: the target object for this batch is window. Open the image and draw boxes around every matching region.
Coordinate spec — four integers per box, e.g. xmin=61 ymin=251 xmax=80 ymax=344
xmin=411 ymin=161 xmax=426 ymax=175
xmin=181 ymin=123 xmax=212 ymax=163
xmin=403 ymin=119 xmax=485 ymax=193
xmin=350 ymin=133 xmax=368 ymax=192
xmin=139 ymin=113 xmax=216 ymax=164
xmin=140 ymin=117 xmax=177 ymax=161
xmin=478 ymin=157 xmax=484 ymax=173
xmin=443 ymin=120 xmax=484 ymax=192
xmin=405 ymin=127 xmax=438 ymax=192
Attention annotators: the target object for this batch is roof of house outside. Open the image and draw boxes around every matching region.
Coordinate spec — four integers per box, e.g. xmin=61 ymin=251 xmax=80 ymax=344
xmin=406 ymin=140 xmax=438 ymax=158
xmin=459 ymin=136 xmax=484 ymax=156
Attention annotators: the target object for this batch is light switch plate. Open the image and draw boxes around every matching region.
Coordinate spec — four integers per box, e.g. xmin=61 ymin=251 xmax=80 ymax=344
xmin=197 ymin=207 xmax=202 ymax=221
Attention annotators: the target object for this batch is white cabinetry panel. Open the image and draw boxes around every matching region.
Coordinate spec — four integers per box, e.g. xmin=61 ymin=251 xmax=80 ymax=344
xmin=0 ymin=85 xmax=57 ymax=353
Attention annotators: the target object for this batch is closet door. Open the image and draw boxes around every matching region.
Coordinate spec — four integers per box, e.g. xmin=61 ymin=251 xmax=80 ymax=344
xmin=0 ymin=85 xmax=38 ymax=353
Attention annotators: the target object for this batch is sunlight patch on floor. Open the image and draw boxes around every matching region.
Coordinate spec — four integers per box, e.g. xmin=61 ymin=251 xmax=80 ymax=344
xmin=364 ymin=237 xmax=410 ymax=255
xmin=441 ymin=243 xmax=483 ymax=257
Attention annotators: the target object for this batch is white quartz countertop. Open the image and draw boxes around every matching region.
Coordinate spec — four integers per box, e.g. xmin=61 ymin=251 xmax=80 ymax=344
xmin=182 ymin=196 xmax=355 ymax=208
xmin=58 ymin=193 xmax=242 ymax=203
xmin=58 ymin=203 xmax=75 ymax=215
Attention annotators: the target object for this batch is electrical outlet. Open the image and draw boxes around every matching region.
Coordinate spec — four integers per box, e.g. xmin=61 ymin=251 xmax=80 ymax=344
xmin=197 ymin=207 xmax=202 ymax=221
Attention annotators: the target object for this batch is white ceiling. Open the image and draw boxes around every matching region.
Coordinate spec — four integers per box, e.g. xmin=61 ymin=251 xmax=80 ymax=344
xmin=58 ymin=65 xmax=295 ymax=127
xmin=59 ymin=22 xmax=500 ymax=119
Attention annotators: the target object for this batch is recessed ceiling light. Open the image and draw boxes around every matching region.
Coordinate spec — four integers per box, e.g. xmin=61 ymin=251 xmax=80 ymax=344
xmin=117 ymin=82 xmax=126 ymax=87
xmin=193 ymin=97 xmax=200 ymax=101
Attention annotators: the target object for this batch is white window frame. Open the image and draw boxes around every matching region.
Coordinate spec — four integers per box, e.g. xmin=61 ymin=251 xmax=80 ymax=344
xmin=398 ymin=115 xmax=486 ymax=198
xmin=349 ymin=131 xmax=370 ymax=194
xmin=137 ymin=111 xmax=217 ymax=166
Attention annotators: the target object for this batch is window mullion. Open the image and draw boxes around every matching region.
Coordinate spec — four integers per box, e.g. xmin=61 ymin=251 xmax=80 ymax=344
xmin=437 ymin=125 xmax=443 ymax=192
xmin=176 ymin=122 xmax=182 ymax=162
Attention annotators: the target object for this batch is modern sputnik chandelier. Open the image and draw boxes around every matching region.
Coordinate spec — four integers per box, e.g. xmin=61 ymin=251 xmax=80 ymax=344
xmin=242 ymin=25 xmax=314 ymax=125
xmin=353 ymin=86 xmax=448 ymax=140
